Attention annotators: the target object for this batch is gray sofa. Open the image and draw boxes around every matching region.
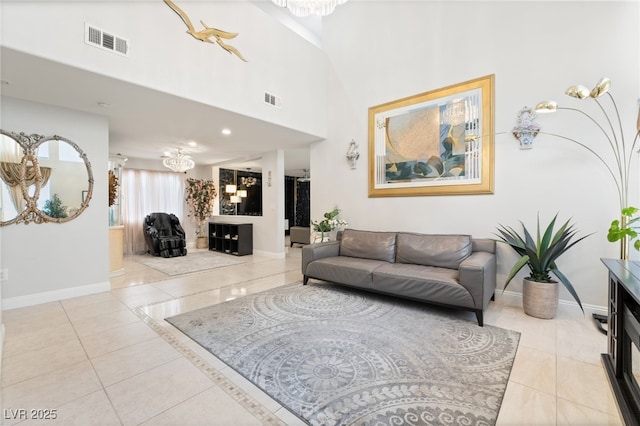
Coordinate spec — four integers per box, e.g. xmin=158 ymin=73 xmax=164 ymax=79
xmin=302 ymin=229 xmax=496 ymax=326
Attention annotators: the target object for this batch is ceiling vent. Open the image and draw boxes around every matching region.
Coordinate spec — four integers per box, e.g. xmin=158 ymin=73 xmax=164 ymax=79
xmin=85 ymin=23 xmax=129 ymax=56
xmin=264 ymin=92 xmax=282 ymax=108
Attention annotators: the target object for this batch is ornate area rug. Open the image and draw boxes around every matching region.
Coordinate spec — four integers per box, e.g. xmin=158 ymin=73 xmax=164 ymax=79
xmin=134 ymin=251 xmax=244 ymax=276
xmin=166 ymin=283 xmax=520 ymax=425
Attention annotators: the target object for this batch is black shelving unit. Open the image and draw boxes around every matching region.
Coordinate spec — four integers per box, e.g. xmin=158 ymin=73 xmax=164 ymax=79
xmin=601 ymin=258 xmax=640 ymax=425
xmin=209 ymin=222 xmax=253 ymax=256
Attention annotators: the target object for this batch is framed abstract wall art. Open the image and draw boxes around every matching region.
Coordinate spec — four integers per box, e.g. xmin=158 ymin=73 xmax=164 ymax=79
xmin=368 ymin=75 xmax=495 ymax=197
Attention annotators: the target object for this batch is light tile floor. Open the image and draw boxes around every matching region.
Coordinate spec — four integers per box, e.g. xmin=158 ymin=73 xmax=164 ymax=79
xmin=1 ymin=245 xmax=623 ymax=425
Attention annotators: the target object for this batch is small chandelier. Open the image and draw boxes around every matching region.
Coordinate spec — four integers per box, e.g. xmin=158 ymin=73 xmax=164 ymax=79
xmin=271 ymin=0 xmax=348 ymax=17
xmin=162 ymin=148 xmax=194 ymax=173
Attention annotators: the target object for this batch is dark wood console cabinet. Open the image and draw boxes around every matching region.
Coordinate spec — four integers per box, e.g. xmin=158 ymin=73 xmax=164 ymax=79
xmin=602 ymin=258 xmax=640 ymax=425
xmin=209 ymin=222 xmax=253 ymax=256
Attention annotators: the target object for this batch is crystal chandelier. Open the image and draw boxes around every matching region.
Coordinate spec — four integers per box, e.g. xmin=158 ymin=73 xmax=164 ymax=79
xmin=162 ymin=148 xmax=195 ymax=173
xmin=271 ymin=0 xmax=348 ymax=17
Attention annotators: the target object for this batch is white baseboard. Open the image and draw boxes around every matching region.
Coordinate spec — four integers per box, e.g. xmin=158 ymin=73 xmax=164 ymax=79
xmin=2 ymin=281 xmax=111 ymax=310
xmin=500 ymin=290 xmax=607 ymax=316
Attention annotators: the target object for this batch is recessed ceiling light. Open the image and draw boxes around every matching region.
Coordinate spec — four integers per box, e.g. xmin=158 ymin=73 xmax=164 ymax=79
xmin=222 ymin=128 xmax=231 ymax=135
xmin=187 ymin=141 xmax=197 ymax=147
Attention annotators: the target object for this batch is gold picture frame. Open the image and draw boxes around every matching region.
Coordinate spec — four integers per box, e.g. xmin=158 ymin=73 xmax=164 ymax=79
xmin=368 ymin=74 xmax=495 ymax=197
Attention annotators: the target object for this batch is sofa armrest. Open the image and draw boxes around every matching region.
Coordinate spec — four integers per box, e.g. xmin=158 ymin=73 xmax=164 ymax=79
xmin=458 ymin=251 xmax=496 ymax=309
xmin=302 ymin=241 xmax=341 ymax=275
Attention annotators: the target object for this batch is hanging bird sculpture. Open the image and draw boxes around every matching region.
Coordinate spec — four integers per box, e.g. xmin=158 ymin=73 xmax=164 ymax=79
xmin=163 ymin=0 xmax=247 ymax=62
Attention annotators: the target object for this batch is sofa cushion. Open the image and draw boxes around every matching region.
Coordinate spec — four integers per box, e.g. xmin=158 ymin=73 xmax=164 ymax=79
xmin=339 ymin=229 xmax=397 ymax=263
xmin=396 ymin=233 xmax=472 ymax=269
xmin=372 ymin=263 xmax=474 ymax=308
xmin=306 ymin=256 xmax=386 ymax=289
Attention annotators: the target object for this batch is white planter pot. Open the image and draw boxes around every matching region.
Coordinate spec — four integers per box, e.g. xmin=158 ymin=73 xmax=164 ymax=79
xmin=312 ymin=232 xmax=331 ymax=243
xmin=522 ymin=277 xmax=559 ymax=319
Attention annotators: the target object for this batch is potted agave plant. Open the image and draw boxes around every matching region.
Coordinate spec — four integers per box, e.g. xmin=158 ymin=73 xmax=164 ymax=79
xmin=496 ymin=214 xmax=590 ymax=319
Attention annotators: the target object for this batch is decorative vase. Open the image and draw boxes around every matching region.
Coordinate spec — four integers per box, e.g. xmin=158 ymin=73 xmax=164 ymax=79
xmin=312 ymin=231 xmax=331 ymax=243
xmin=196 ymin=221 xmax=208 ymax=248
xmin=522 ymin=277 xmax=559 ymax=319
xmin=196 ymin=235 xmax=208 ymax=249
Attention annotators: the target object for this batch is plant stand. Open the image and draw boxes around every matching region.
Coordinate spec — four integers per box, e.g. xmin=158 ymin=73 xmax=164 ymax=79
xmin=522 ymin=278 xmax=559 ymax=319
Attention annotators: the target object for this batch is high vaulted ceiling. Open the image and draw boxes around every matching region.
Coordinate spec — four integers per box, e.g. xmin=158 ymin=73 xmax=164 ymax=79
xmin=0 ymin=46 xmax=319 ymax=174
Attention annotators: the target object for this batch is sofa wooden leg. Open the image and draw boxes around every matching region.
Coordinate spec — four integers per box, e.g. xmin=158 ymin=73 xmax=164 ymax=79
xmin=303 ymin=276 xmax=309 ymax=285
xmin=475 ymin=310 xmax=484 ymax=327
xmin=491 ymin=293 xmax=495 ymax=301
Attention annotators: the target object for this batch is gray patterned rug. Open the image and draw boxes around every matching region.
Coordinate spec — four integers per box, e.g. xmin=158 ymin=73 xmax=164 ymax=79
xmin=134 ymin=251 xmax=245 ymax=276
xmin=166 ymin=283 xmax=520 ymax=425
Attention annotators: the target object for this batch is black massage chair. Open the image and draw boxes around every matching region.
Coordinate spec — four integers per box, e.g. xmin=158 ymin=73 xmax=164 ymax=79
xmin=143 ymin=212 xmax=187 ymax=258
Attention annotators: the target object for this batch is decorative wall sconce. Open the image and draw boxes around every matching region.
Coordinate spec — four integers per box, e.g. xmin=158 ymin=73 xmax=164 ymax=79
xmin=346 ymin=139 xmax=360 ymax=169
xmin=512 ymin=107 xmax=540 ymax=150
xmin=267 ymin=170 xmax=272 ymax=187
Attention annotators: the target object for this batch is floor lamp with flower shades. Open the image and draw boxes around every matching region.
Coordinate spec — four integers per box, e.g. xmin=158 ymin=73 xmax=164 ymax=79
xmin=532 ymin=77 xmax=640 ymax=260
xmin=530 ymin=77 xmax=640 ymax=334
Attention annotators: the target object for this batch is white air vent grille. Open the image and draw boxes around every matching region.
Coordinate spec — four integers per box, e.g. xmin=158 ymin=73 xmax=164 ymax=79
xmin=264 ymin=92 xmax=282 ymax=108
xmin=85 ymin=23 xmax=129 ymax=56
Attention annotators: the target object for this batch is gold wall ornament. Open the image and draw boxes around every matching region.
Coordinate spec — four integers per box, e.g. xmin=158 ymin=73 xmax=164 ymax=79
xmin=108 ymin=169 xmax=119 ymax=207
xmin=163 ymin=0 xmax=247 ymax=62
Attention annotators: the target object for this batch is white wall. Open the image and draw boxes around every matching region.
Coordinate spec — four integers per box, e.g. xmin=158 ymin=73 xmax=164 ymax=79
xmin=1 ymin=97 xmax=110 ymax=308
xmin=258 ymin=150 xmax=285 ymax=257
xmin=1 ymin=0 xmax=328 ymax=138
xmin=2 ymin=1 xmax=636 ymax=312
xmin=316 ymin=1 xmax=640 ymax=308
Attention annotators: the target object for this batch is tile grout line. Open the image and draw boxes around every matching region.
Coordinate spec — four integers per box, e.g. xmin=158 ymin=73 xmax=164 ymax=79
xmin=141 ymin=272 xmax=303 ymax=308
xmin=132 ymin=305 xmax=286 ymax=426
xmin=59 ymin=300 xmax=127 ymax=426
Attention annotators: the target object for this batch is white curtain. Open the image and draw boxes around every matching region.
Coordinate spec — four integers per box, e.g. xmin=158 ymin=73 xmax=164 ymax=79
xmin=122 ymin=169 xmax=185 ymax=254
xmin=0 ymin=135 xmax=24 ymax=217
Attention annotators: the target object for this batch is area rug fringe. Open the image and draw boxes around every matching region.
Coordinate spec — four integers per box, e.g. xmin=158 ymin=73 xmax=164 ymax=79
xmin=133 ymin=305 xmax=286 ymax=425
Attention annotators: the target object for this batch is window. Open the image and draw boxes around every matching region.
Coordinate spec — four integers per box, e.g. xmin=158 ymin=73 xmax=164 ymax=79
xmin=122 ymin=169 xmax=185 ymax=254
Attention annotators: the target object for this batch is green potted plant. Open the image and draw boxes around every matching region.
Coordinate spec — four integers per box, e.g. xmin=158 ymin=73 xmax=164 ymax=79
xmin=311 ymin=208 xmax=348 ymax=243
xmin=42 ymin=194 xmax=68 ymax=219
xmin=608 ymin=206 xmax=640 ymax=255
xmin=495 ymin=213 xmax=590 ymax=319
xmin=185 ymin=178 xmax=217 ymax=249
